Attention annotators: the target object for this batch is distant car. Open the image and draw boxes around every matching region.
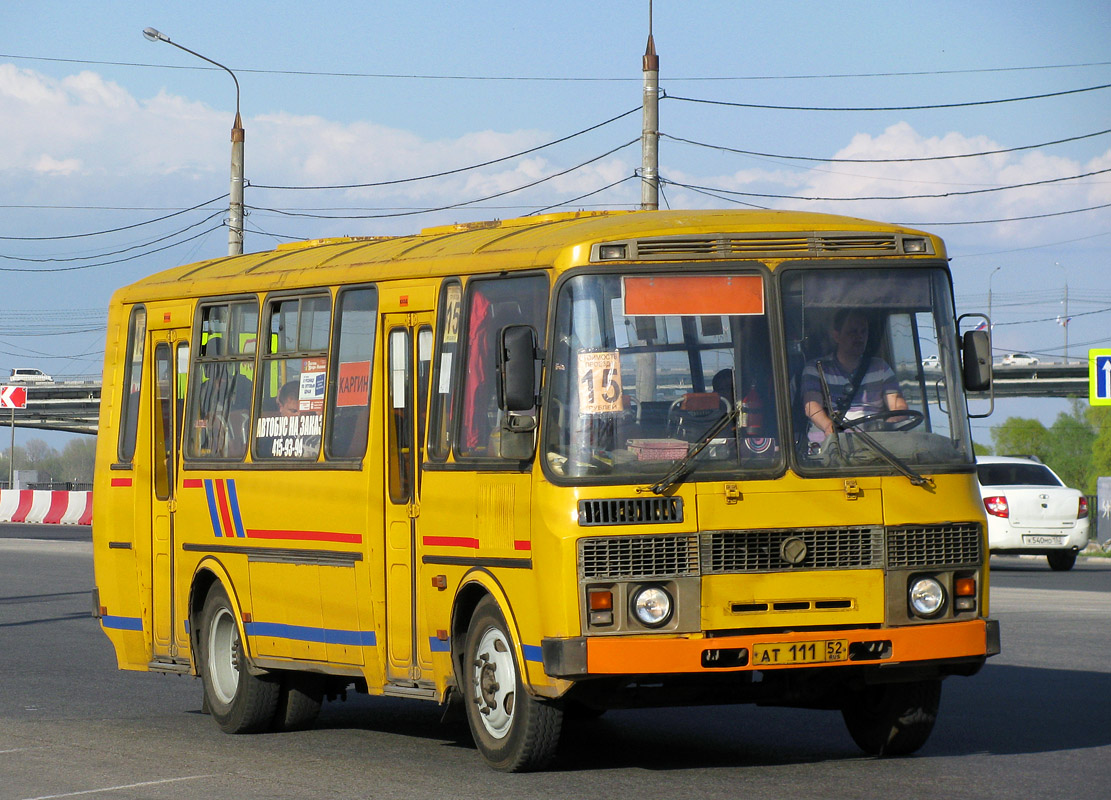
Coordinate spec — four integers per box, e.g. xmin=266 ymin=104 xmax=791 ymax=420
xmin=999 ymin=353 xmax=1039 ymax=366
xmin=8 ymin=368 xmax=52 ymax=383
xmin=975 ymin=455 xmax=1089 ymax=571
xmin=921 ymin=354 xmax=940 ymax=369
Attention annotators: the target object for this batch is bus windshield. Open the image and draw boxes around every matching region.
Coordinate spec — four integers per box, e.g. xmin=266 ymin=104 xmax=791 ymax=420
xmin=782 ymin=266 xmax=973 ymax=473
xmin=543 ymin=271 xmax=782 ymax=482
xmin=542 ymin=266 xmax=974 ymax=484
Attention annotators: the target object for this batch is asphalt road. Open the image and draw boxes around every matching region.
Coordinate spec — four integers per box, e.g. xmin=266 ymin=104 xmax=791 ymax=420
xmin=2 ymin=527 xmax=1110 ymax=799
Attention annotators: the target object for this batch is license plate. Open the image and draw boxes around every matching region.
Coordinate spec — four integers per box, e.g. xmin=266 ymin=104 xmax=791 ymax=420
xmin=752 ymin=639 xmax=848 ymax=666
xmin=1022 ymin=535 xmax=1065 ymax=546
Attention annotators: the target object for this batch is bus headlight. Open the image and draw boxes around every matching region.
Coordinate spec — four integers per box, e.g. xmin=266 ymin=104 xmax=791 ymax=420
xmin=631 ymin=585 xmax=673 ymax=627
xmin=908 ymin=577 xmax=945 ymax=617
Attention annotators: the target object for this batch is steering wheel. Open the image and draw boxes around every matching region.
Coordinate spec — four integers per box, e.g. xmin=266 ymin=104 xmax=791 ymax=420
xmin=840 ymin=409 xmax=924 ymax=432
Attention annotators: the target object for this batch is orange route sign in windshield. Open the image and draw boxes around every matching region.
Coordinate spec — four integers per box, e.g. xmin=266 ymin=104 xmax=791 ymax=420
xmin=623 ymin=275 xmax=764 ymax=316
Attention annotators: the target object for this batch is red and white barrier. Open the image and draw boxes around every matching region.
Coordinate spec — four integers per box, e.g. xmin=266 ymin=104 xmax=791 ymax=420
xmin=0 ymin=490 xmax=92 ymax=525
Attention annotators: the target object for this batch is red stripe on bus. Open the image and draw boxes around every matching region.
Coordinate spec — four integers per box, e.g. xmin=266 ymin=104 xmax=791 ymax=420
xmin=12 ymin=491 xmax=33 ymax=522
xmin=43 ymin=491 xmax=69 ymax=524
xmin=213 ymin=480 xmax=235 ymax=539
xmin=110 ymin=478 xmax=133 ymax=488
xmin=182 ymin=479 xmax=203 ymax=488
xmin=246 ymin=529 xmax=363 ymax=544
xmin=423 ymin=536 xmax=479 ymax=549
xmin=514 ymin=540 xmax=532 ymax=551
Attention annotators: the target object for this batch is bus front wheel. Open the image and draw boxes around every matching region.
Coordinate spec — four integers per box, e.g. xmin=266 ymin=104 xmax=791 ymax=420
xmin=199 ymin=584 xmax=279 ymax=734
xmin=841 ymin=678 xmax=941 ymax=756
xmin=462 ymin=596 xmax=562 ymax=772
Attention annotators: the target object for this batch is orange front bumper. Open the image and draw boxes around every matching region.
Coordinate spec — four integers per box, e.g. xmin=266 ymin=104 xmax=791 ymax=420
xmin=585 ymin=619 xmax=992 ymax=674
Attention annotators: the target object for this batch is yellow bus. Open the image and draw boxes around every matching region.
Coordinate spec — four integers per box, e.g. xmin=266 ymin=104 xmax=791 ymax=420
xmin=93 ymin=209 xmax=998 ymax=771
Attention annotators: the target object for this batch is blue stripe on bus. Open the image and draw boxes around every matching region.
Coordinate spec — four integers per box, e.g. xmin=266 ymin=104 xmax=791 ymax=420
xmin=522 ymin=644 xmax=543 ymax=663
xmin=101 ymin=615 xmax=143 ymax=632
xmin=203 ymin=479 xmax=223 ymax=537
xmin=428 ymin=636 xmax=450 ymax=653
xmin=244 ymin=621 xmax=377 ymax=647
xmin=226 ymin=478 xmax=246 ymax=538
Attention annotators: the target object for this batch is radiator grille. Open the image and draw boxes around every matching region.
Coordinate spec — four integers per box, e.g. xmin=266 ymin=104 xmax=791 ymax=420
xmin=579 ymin=534 xmax=699 ymax=579
xmin=701 ymin=527 xmax=883 ymax=573
xmin=596 ymin=232 xmax=907 ymax=261
xmin=578 ymin=497 xmax=684 ymax=526
xmin=886 ymin=523 xmax=982 ymax=568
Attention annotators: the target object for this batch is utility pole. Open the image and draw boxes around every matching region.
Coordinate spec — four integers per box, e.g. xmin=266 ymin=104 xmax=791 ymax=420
xmin=640 ymin=2 xmax=659 ymax=211
xmin=144 ymin=28 xmax=245 ymax=256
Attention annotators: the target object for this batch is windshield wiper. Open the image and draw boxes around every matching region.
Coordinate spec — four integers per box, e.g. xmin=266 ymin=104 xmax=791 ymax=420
xmin=643 ymin=407 xmax=740 ymax=496
xmin=816 ymin=362 xmax=935 ymax=490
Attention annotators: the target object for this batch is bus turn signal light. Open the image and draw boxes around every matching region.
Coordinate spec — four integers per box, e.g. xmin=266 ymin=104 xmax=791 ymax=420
xmin=955 ymin=578 xmax=976 ymax=597
xmin=588 ymin=589 xmax=613 ymax=611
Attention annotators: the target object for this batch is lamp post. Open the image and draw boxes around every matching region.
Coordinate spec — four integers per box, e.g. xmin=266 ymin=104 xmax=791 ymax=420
xmin=143 ymin=27 xmax=244 ymax=256
xmin=1055 ymin=262 xmax=1069 ymax=363
xmin=988 ymin=266 xmax=1001 ymax=323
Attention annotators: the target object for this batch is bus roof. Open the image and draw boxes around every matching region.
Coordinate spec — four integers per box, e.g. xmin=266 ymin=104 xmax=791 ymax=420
xmin=113 ymin=209 xmax=943 ymax=304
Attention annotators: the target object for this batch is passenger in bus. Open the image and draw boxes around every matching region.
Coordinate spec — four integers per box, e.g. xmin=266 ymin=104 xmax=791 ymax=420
xmin=800 ymin=309 xmax=907 ymax=441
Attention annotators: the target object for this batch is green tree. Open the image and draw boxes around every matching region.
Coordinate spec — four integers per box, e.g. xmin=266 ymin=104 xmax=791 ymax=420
xmin=991 ymin=417 xmax=1050 ymax=461
xmin=1043 ymin=402 xmax=1096 ymax=492
xmin=1086 ymin=406 xmax=1111 ymax=492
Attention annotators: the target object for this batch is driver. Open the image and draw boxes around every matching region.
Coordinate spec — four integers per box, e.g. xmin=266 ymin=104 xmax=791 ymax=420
xmin=801 ymin=309 xmax=908 ymax=442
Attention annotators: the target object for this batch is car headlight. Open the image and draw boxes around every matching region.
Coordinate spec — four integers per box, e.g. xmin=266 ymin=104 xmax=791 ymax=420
xmin=909 ymin=577 xmax=945 ymax=617
xmin=631 ymin=585 xmax=673 ymax=627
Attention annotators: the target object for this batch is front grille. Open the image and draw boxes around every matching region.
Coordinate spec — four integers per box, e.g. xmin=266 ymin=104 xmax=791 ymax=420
xmin=579 ymin=534 xmax=699 ymax=579
xmin=886 ymin=523 xmax=982 ymax=568
xmin=594 ymin=232 xmax=910 ymax=262
xmin=701 ymin=527 xmax=883 ymax=573
xmin=578 ymin=497 xmax=684 ymax=526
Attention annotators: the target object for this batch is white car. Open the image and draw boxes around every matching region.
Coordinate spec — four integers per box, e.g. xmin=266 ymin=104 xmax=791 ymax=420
xmin=999 ymin=353 xmax=1038 ymax=366
xmin=976 ymin=455 xmax=1089 ymax=570
xmin=921 ymin=354 xmax=940 ymax=369
xmin=7 ymin=367 xmax=52 ymax=383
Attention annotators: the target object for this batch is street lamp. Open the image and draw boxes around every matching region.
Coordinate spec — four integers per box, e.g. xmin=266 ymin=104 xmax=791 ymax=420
xmin=143 ymin=27 xmax=245 ymax=256
xmin=988 ymin=266 xmax=1001 ymax=323
xmin=1055 ymin=262 xmax=1069 ymax=363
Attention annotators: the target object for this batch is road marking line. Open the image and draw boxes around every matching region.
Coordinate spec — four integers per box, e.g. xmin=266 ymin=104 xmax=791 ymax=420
xmin=20 ymin=775 xmax=216 ymax=800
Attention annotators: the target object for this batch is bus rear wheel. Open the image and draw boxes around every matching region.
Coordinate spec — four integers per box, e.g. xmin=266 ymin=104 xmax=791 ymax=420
xmin=200 ymin=584 xmax=279 ymax=734
xmin=462 ymin=596 xmax=562 ymax=772
xmin=272 ymin=674 xmax=324 ymax=732
xmin=841 ymin=678 xmax=941 ymax=756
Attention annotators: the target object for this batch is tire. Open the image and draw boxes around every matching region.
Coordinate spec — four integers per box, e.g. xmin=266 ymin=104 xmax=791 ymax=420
xmin=841 ymin=679 xmax=941 ymax=756
xmin=1047 ymin=550 xmax=1077 ymax=571
xmin=272 ymin=674 xmax=324 ymax=732
xmin=199 ymin=584 xmax=279 ymax=734
xmin=462 ymin=596 xmax=562 ymax=772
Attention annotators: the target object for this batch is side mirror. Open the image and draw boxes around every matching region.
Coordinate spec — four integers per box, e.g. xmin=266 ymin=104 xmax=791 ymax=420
xmin=962 ymin=329 xmax=992 ymax=392
xmin=498 ymin=324 xmax=539 ymax=412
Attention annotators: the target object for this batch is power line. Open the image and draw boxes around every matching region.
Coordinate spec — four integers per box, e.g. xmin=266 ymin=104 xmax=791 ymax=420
xmin=4 ymin=52 xmax=1109 ymax=82
xmin=250 ymin=139 xmax=639 ymax=220
xmin=251 ymin=107 xmax=640 ymax=191
xmin=660 ymin=166 xmax=1111 ymax=203
xmin=664 ymin=81 xmax=1111 ymax=112
xmin=0 ymin=223 xmax=225 ymax=272
xmin=661 ymin=127 xmax=1111 ymax=164
xmin=0 ymin=194 xmax=227 ymax=241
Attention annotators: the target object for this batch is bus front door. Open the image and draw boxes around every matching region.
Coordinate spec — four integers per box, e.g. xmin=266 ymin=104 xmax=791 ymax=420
xmin=383 ymin=315 xmax=434 ymax=684
xmin=150 ymin=332 xmax=189 ymax=662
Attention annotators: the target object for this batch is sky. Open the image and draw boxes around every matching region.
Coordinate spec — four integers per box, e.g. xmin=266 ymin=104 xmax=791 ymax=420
xmin=2 ymin=0 xmax=1110 ymax=450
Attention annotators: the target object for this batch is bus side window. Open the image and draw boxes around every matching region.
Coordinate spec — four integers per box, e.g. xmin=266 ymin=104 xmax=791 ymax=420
xmin=326 ymin=286 xmax=377 ymax=459
xmin=185 ymin=300 xmax=258 ymax=461
xmin=457 ymin=274 xmax=548 ymax=461
xmin=427 ymin=279 xmax=462 ymax=461
xmin=117 ymin=306 xmax=147 ymax=464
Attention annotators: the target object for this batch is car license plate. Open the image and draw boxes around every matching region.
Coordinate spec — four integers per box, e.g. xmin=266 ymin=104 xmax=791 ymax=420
xmin=1022 ymin=535 xmax=1065 ymax=546
xmin=752 ymin=639 xmax=848 ymax=666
